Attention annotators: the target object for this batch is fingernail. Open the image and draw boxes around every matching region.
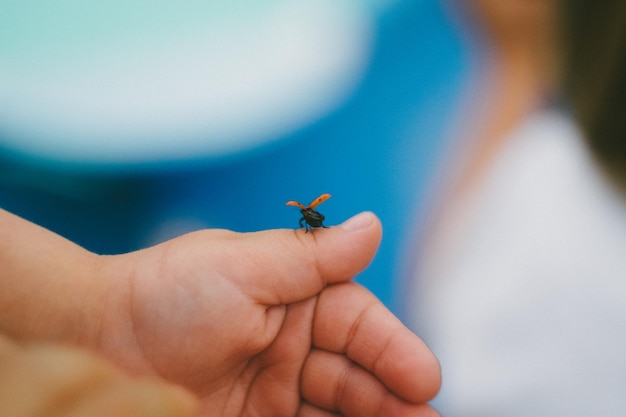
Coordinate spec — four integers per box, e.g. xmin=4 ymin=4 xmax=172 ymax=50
xmin=341 ymin=211 xmax=374 ymax=232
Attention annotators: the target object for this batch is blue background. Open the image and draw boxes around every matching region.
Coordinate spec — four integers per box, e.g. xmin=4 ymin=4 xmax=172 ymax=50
xmin=0 ymin=0 xmax=468 ymax=313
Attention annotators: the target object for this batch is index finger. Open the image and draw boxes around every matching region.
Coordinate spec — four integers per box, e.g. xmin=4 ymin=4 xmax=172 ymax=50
xmin=312 ymin=283 xmax=441 ymax=404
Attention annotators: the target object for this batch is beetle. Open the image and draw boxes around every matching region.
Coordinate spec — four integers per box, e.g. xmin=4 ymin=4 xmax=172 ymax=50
xmin=286 ymin=193 xmax=332 ymax=232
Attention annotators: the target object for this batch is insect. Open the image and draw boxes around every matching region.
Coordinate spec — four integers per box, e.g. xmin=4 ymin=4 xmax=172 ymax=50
xmin=286 ymin=193 xmax=332 ymax=232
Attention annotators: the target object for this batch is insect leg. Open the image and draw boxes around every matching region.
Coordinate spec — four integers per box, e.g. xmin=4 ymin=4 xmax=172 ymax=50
xmin=299 ymin=217 xmax=309 ymax=232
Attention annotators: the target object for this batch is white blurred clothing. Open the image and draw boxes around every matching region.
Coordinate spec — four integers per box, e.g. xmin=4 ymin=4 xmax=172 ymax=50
xmin=408 ymin=109 xmax=626 ymax=416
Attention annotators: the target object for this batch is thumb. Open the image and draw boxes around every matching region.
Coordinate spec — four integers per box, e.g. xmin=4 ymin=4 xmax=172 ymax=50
xmin=216 ymin=211 xmax=382 ymax=305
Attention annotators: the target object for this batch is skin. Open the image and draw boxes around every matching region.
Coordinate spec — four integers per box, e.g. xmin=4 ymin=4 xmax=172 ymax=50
xmin=0 ymin=335 xmax=197 ymax=416
xmin=0 ymin=208 xmax=440 ymax=416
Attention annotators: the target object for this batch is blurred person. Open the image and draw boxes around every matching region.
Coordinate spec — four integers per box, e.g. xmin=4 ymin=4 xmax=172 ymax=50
xmin=406 ymin=0 xmax=626 ymax=416
xmin=0 ymin=208 xmax=441 ymax=416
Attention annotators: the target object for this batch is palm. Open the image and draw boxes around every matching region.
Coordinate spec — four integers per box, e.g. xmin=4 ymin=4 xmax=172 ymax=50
xmin=202 ymin=298 xmax=317 ymax=417
xmin=127 ymin=245 xmax=332 ymax=415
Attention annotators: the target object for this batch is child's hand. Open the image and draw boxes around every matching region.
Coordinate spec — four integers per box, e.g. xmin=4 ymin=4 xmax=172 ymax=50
xmin=93 ymin=212 xmax=440 ymax=416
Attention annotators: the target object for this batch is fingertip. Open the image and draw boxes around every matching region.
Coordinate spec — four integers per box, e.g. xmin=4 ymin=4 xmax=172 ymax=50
xmin=339 ymin=211 xmax=379 ymax=232
xmin=402 ymin=341 xmax=442 ymax=403
xmin=337 ymin=211 xmax=383 ymax=256
xmin=315 ymin=212 xmax=382 ymax=282
xmin=374 ymin=327 xmax=441 ymax=403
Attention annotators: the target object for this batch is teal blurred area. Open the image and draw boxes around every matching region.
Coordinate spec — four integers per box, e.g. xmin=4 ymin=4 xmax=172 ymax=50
xmin=0 ymin=0 xmax=469 ymax=312
xmin=1 ymin=0 xmax=377 ymax=164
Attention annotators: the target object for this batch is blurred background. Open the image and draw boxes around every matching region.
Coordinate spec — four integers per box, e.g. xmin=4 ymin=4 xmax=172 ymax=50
xmin=4 ymin=1 xmax=626 ymax=415
xmin=0 ymin=0 xmax=469 ymax=312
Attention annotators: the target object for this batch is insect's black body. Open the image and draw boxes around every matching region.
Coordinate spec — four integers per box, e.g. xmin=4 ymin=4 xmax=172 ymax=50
xmin=286 ymin=193 xmax=331 ymax=232
xmin=299 ymin=208 xmax=327 ymax=231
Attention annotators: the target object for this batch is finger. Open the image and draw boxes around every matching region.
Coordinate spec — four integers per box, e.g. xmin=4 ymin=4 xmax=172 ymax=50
xmin=313 ymin=283 xmax=441 ymax=404
xmin=193 ymin=211 xmax=382 ymax=305
xmin=243 ymin=298 xmax=316 ymax=416
xmin=301 ymin=349 xmax=441 ymax=417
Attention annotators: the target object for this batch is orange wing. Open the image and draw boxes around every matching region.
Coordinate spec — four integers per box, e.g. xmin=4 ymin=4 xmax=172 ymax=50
xmin=308 ymin=193 xmax=331 ymax=209
xmin=286 ymin=200 xmax=307 ymax=209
